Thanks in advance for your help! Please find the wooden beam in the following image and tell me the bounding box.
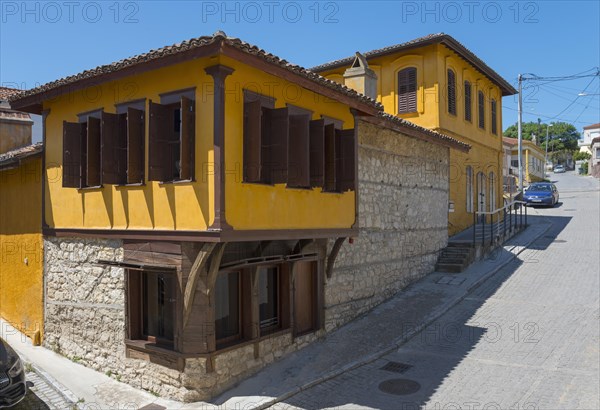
[183,243,216,326]
[326,237,346,279]
[206,243,227,296]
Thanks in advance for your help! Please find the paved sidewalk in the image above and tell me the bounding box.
[0,216,551,410]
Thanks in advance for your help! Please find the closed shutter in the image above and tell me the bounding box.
[63,121,83,188]
[324,124,336,192]
[336,129,356,192]
[180,96,195,180]
[491,99,497,135]
[309,119,325,188]
[478,91,485,129]
[263,107,289,184]
[243,100,262,182]
[101,112,124,184]
[447,69,456,115]
[464,81,472,122]
[288,114,310,188]
[398,67,417,114]
[127,107,145,184]
[148,100,170,181]
[87,116,101,187]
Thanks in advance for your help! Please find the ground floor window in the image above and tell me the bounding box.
[215,271,241,344]
[258,266,280,331]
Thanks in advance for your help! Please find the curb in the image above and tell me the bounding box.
[28,362,79,409]
[251,221,553,410]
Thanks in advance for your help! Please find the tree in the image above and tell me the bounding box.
[503,121,581,151]
[573,151,592,161]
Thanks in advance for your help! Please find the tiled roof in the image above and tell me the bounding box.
[583,123,600,130]
[0,107,31,120]
[9,32,382,111]
[0,87,22,100]
[310,33,517,96]
[503,137,518,146]
[0,142,43,168]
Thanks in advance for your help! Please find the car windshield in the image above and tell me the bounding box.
[530,185,552,192]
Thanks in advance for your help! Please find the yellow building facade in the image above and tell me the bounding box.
[313,34,517,235]
[504,137,547,184]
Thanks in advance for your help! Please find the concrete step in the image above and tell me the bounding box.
[435,262,466,273]
[437,258,466,265]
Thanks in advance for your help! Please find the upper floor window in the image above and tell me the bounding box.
[464,81,472,122]
[62,106,145,188]
[148,92,195,183]
[478,91,485,129]
[243,91,355,192]
[491,99,498,135]
[447,69,457,116]
[397,67,417,114]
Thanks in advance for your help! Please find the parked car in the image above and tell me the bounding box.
[0,338,28,408]
[523,183,559,207]
[553,165,566,173]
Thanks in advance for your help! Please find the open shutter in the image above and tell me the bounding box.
[309,119,325,188]
[336,129,356,192]
[324,124,336,192]
[127,107,145,184]
[180,96,195,181]
[101,112,123,184]
[263,107,288,184]
[243,100,262,182]
[86,116,101,187]
[288,114,310,188]
[148,100,170,181]
[63,121,83,188]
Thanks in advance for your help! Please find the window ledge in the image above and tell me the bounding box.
[115,182,146,188]
[77,185,103,192]
[158,179,195,186]
[125,339,185,371]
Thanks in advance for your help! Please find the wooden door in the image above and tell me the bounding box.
[294,261,315,335]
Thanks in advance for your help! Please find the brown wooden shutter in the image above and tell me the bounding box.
[288,114,310,188]
[324,123,336,192]
[63,121,83,188]
[491,99,497,135]
[464,81,472,122]
[86,116,101,187]
[447,69,456,115]
[398,68,417,114]
[101,112,122,184]
[180,96,195,181]
[148,100,170,181]
[243,100,262,182]
[478,91,485,129]
[263,107,289,184]
[309,119,325,188]
[336,129,356,192]
[127,107,145,184]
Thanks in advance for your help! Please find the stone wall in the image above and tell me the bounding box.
[324,120,449,330]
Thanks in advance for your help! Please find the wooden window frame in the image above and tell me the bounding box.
[447,69,457,116]
[464,81,472,122]
[148,91,195,183]
[214,270,244,348]
[397,67,417,114]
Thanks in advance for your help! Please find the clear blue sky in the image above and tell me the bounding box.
[1,0,599,140]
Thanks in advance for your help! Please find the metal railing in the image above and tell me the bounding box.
[473,200,527,247]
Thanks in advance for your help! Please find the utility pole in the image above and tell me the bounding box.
[517,74,524,192]
[545,124,550,179]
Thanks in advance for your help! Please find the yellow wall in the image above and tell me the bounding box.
[43,55,356,232]
[0,156,43,343]
[321,43,505,235]
[510,141,546,184]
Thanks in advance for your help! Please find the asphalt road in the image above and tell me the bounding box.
[279,172,600,410]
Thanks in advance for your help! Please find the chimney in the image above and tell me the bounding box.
[343,52,378,100]
[0,105,33,155]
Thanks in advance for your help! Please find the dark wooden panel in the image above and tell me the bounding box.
[309,119,325,188]
[62,121,83,188]
[264,107,288,184]
[243,100,262,183]
[288,114,310,188]
[180,96,195,181]
[148,100,170,181]
[324,123,336,192]
[127,270,142,339]
[101,112,124,184]
[127,107,145,184]
[86,116,101,187]
[294,261,315,335]
[336,129,356,192]
[124,241,182,255]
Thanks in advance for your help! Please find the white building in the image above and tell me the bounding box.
[580,123,600,155]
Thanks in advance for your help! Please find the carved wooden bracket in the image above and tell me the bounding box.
[183,243,215,327]
[326,237,346,279]
[206,243,227,297]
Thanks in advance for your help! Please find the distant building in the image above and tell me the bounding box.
[591,137,600,178]
[503,137,546,185]
[579,123,600,155]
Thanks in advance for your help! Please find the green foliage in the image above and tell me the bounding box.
[581,162,589,174]
[504,121,581,151]
[573,151,592,161]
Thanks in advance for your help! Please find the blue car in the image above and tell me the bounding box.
[0,338,28,408]
[523,183,559,207]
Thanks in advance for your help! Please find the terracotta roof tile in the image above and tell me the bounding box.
[0,142,43,167]
[0,87,22,100]
[583,123,600,130]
